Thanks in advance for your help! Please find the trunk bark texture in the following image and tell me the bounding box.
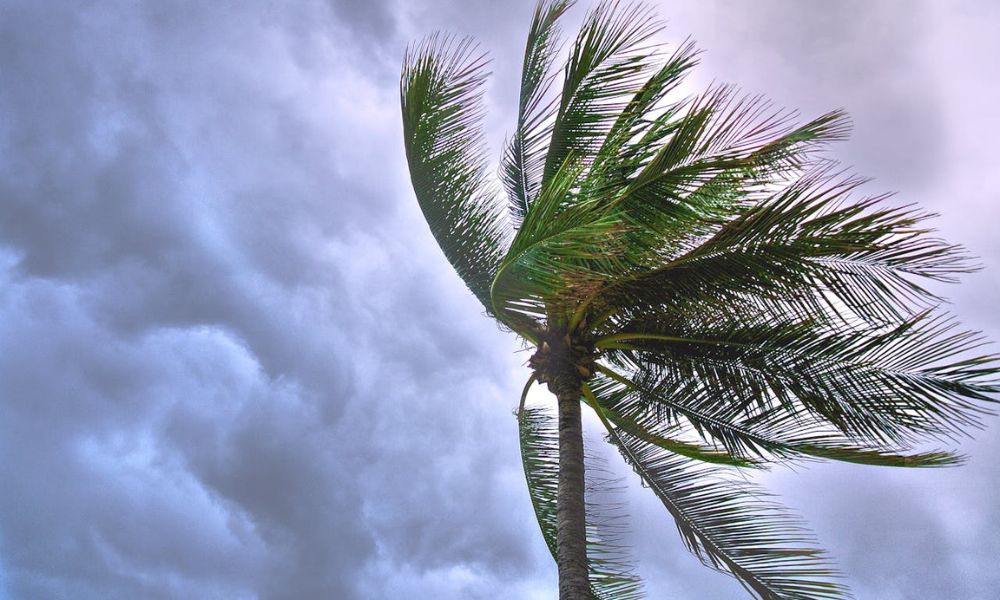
[556,388,589,599]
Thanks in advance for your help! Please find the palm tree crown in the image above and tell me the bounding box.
[400,1,998,598]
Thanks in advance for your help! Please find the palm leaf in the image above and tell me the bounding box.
[589,164,976,331]
[584,39,700,196]
[601,417,851,600]
[587,381,850,599]
[401,35,510,314]
[503,0,575,226]
[518,378,645,599]
[544,1,663,182]
[581,383,759,467]
[591,365,966,469]
[596,310,999,448]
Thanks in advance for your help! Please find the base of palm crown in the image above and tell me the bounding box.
[529,326,598,395]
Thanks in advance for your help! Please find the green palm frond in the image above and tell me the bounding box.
[590,366,966,469]
[544,1,664,182]
[621,90,848,204]
[503,0,575,226]
[585,91,850,271]
[599,411,851,600]
[581,383,759,467]
[401,35,509,314]
[588,39,700,184]
[596,310,998,448]
[518,379,645,599]
[492,154,602,332]
[589,164,976,331]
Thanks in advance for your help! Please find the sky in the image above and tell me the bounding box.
[1,1,998,598]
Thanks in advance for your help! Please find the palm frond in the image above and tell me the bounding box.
[591,366,967,468]
[606,91,850,253]
[544,1,664,182]
[594,307,1000,449]
[625,93,848,197]
[492,154,635,332]
[589,387,851,600]
[585,39,700,194]
[518,379,645,599]
[401,35,510,314]
[503,0,575,226]
[582,383,760,467]
[590,164,977,330]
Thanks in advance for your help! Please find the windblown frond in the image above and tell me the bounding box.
[503,0,575,225]
[518,379,645,599]
[595,309,999,449]
[582,383,760,467]
[493,154,633,332]
[590,366,968,469]
[598,408,851,600]
[544,1,664,181]
[585,39,700,194]
[401,35,509,314]
[587,163,977,333]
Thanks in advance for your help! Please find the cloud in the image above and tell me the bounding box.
[0,1,533,597]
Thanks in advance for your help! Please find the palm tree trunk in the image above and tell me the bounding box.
[556,387,589,599]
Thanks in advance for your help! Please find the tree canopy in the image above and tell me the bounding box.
[400,1,999,597]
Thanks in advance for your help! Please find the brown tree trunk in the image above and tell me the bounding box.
[556,387,589,599]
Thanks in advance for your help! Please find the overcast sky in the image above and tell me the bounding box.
[1,1,999,598]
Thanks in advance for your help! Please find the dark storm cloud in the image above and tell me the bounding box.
[1,1,998,599]
[0,0,541,598]
[327,0,398,51]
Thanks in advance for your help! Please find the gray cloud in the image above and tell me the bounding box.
[660,1,945,189]
[1,1,998,598]
[0,1,530,598]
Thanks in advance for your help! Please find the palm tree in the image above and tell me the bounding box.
[400,1,999,598]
